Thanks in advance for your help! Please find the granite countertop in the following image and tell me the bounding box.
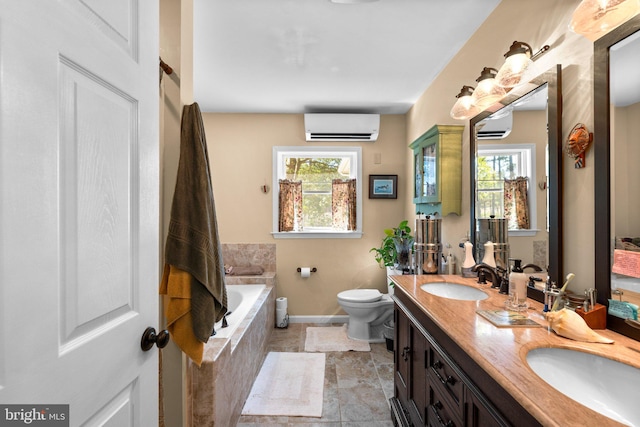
[390,274,640,427]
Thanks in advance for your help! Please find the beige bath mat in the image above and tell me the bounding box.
[304,324,371,352]
[241,352,325,417]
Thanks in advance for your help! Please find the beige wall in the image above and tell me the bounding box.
[203,113,407,315]
[407,0,598,292]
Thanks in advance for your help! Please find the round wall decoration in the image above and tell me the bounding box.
[565,123,593,169]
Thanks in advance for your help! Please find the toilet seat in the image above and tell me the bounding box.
[337,289,382,303]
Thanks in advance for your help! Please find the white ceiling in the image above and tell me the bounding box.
[192,0,502,114]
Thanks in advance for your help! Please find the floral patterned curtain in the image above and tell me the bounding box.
[332,178,357,231]
[278,179,302,231]
[504,177,530,229]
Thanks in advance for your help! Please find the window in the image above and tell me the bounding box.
[272,146,362,238]
[476,144,537,234]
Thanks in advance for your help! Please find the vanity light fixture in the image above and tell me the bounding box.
[450,42,550,121]
[495,41,550,89]
[570,0,640,37]
[471,67,507,110]
[450,85,481,120]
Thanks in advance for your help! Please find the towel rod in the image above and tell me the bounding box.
[159,57,173,75]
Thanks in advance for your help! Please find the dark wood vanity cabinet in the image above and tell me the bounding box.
[394,303,428,425]
[393,289,540,427]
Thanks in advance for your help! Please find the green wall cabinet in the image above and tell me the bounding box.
[410,124,464,216]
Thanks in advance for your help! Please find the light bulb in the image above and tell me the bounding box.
[496,41,537,89]
[472,68,506,110]
[570,0,640,36]
[450,86,480,120]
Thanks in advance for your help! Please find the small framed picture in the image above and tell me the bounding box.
[369,174,397,199]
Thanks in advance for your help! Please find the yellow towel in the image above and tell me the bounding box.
[159,263,204,366]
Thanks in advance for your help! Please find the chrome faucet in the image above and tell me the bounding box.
[472,263,502,289]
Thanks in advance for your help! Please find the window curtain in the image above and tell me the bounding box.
[332,178,357,231]
[504,177,530,229]
[278,179,302,231]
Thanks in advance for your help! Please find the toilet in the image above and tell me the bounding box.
[337,289,394,342]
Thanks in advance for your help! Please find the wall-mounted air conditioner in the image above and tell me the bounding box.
[304,113,380,142]
[476,112,512,140]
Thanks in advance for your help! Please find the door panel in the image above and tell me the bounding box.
[0,1,159,425]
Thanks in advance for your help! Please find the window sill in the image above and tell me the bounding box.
[272,231,363,239]
[508,229,541,237]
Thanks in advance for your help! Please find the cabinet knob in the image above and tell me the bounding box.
[401,346,411,362]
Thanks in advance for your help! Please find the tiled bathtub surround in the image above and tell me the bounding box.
[222,243,276,274]
[186,243,277,427]
[187,283,275,426]
[533,240,547,268]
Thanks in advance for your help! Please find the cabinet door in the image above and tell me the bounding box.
[414,150,423,201]
[395,307,411,405]
[410,124,464,216]
[465,389,508,427]
[410,325,428,425]
[412,135,438,204]
[422,140,439,203]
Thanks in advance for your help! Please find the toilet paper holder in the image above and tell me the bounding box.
[296,267,317,273]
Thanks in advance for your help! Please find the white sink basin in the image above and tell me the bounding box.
[526,347,640,426]
[419,282,488,301]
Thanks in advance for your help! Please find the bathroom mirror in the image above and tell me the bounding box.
[470,65,563,302]
[594,13,640,341]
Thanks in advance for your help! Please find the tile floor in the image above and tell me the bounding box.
[236,323,395,427]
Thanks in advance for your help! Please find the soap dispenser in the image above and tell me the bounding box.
[507,259,528,312]
[461,241,476,278]
[482,241,496,268]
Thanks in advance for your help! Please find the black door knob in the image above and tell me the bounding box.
[141,327,170,351]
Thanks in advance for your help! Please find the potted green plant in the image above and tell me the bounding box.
[370,220,414,272]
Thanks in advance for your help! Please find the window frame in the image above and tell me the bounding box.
[272,146,363,239]
[476,143,538,236]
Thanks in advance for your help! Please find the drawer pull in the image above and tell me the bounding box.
[432,364,457,387]
[429,401,454,427]
[433,360,443,369]
[401,346,411,362]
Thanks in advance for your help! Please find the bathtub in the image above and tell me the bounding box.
[188,282,275,427]
[211,284,266,339]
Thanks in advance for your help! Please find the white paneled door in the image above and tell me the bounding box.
[0,1,160,425]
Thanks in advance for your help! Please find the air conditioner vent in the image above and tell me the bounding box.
[308,133,374,140]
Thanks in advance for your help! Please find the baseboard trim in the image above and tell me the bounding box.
[288,315,349,324]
